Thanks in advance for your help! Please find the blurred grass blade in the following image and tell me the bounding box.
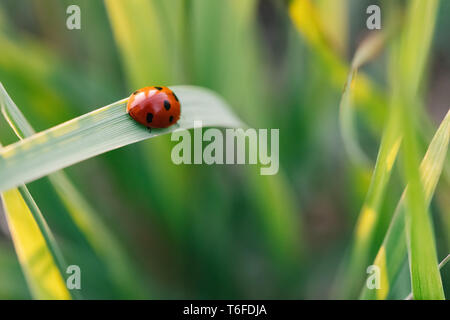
[360,109,450,299]
[0,83,149,298]
[289,0,386,131]
[339,32,385,167]
[0,86,243,192]
[190,0,304,268]
[316,0,348,56]
[104,0,172,86]
[398,0,443,300]
[0,182,70,299]
[335,33,398,299]
[337,99,402,298]
[399,0,440,96]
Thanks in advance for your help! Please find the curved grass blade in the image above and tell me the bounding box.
[336,100,402,298]
[0,83,149,298]
[288,0,386,131]
[339,0,442,299]
[0,86,243,192]
[360,109,449,299]
[0,173,70,299]
[339,32,385,167]
[335,33,399,299]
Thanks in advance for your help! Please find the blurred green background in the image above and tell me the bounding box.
[0,0,449,299]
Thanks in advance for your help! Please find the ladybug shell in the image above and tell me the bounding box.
[127,86,180,128]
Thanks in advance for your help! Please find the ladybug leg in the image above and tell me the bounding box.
[147,127,152,133]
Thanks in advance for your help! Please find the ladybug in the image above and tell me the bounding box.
[127,86,180,128]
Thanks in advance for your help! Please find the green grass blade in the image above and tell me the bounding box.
[405,254,450,299]
[0,82,149,298]
[0,85,243,192]
[402,108,444,299]
[360,109,450,299]
[397,0,444,300]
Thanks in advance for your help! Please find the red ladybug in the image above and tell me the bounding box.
[127,86,181,128]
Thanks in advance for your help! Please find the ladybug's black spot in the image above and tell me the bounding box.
[169,116,174,123]
[146,113,153,123]
[164,100,171,110]
[154,86,163,91]
[172,92,179,102]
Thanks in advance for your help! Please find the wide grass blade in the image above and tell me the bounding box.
[397,0,444,300]
[360,109,449,299]
[405,254,450,299]
[0,86,243,192]
[402,108,445,299]
[0,183,70,299]
[0,82,149,298]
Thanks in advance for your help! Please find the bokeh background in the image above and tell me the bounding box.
[0,0,449,299]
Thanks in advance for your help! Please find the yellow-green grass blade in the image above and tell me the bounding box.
[0,85,243,192]
[360,109,449,299]
[0,83,148,298]
[336,99,402,298]
[0,175,70,299]
[316,0,348,56]
[398,0,440,98]
[401,103,445,299]
[104,0,172,86]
